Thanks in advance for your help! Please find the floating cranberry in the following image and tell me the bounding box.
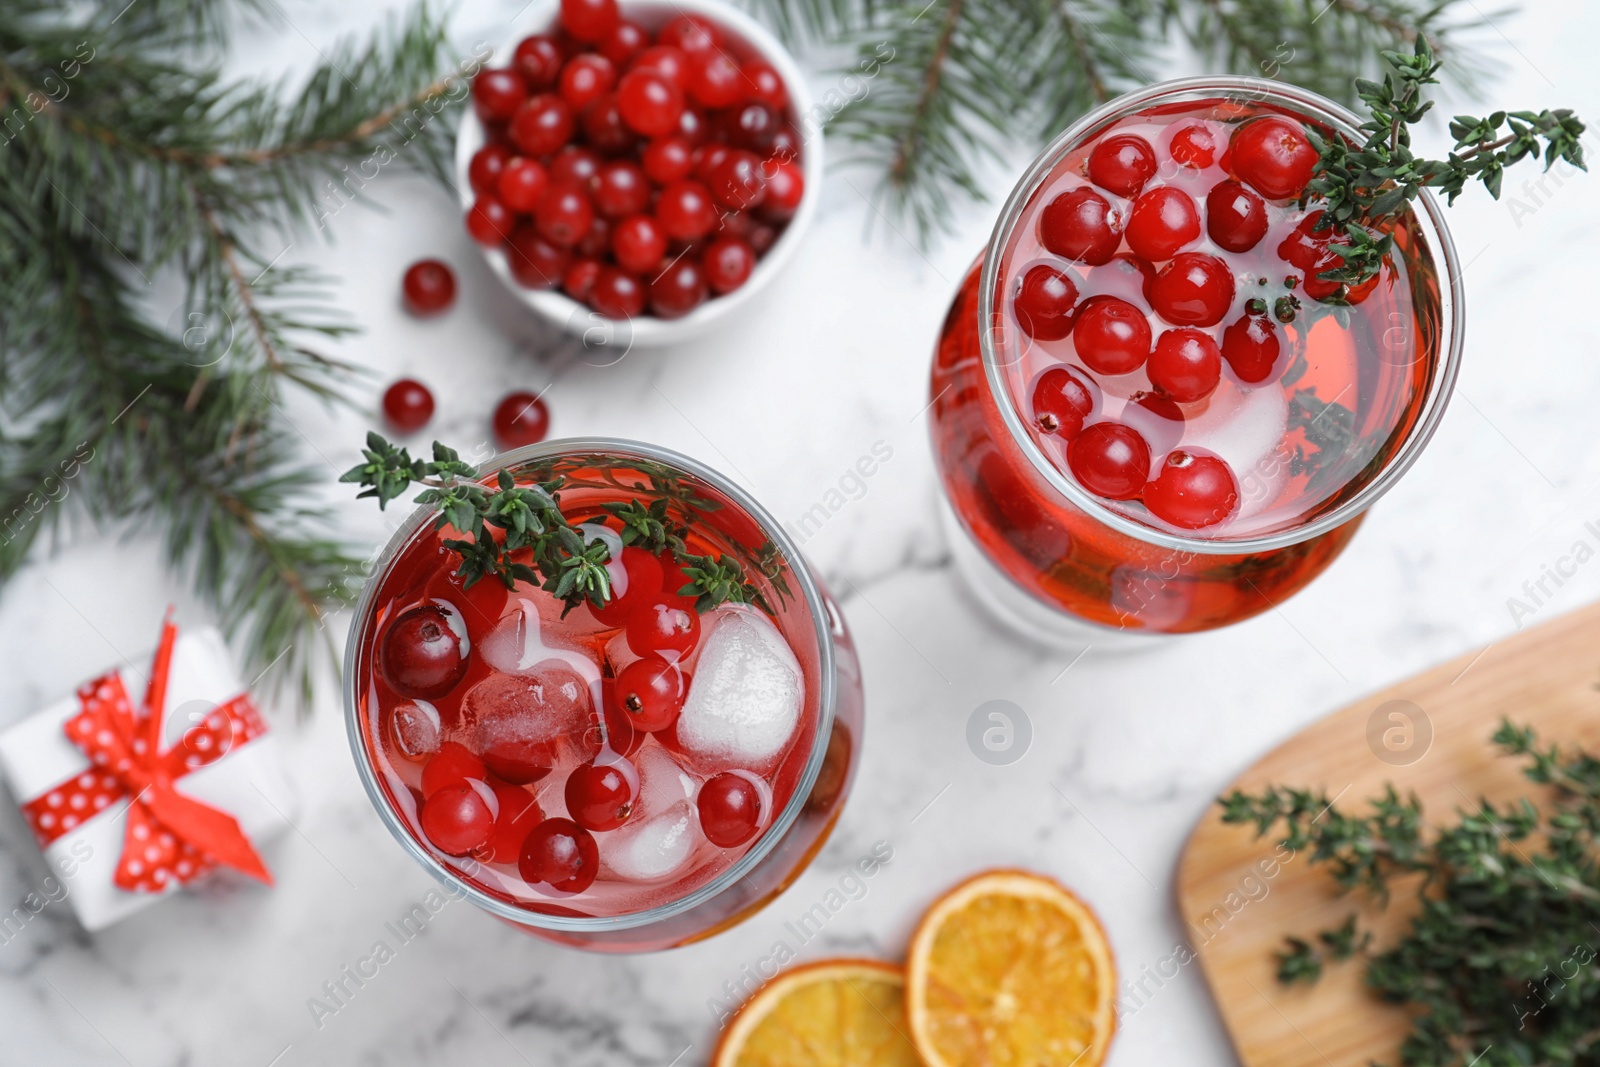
[1168,123,1218,168]
[614,656,687,732]
[1039,187,1120,265]
[1125,186,1200,261]
[484,781,543,864]
[1030,365,1092,438]
[707,149,767,210]
[513,35,565,90]
[466,196,513,246]
[1230,116,1316,200]
[659,14,718,55]
[643,136,694,183]
[1073,297,1152,375]
[492,391,550,450]
[698,772,764,848]
[760,158,804,220]
[703,235,756,294]
[1144,451,1239,529]
[743,60,787,109]
[473,68,527,123]
[560,0,620,42]
[649,257,708,318]
[1205,179,1268,253]
[560,53,616,110]
[420,742,487,798]
[401,259,456,316]
[601,20,648,66]
[382,379,435,434]
[497,156,549,213]
[1150,252,1234,327]
[1014,264,1079,342]
[598,682,644,756]
[656,179,718,241]
[564,257,603,301]
[565,760,636,831]
[519,817,599,892]
[420,781,495,855]
[617,69,684,137]
[1087,133,1157,197]
[1304,267,1381,306]
[510,93,575,156]
[1148,328,1221,403]
[505,224,569,289]
[592,546,665,625]
[625,599,700,659]
[1068,422,1150,500]
[1221,310,1281,383]
[468,143,512,196]
[611,213,667,273]
[590,266,646,318]
[382,604,469,699]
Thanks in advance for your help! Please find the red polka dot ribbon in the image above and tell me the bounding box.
[20,614,274,893]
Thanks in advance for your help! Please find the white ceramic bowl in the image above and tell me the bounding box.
[454,0,822,348]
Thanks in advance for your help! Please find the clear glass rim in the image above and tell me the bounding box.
[978,75,1467,556]
[342,437,839,933]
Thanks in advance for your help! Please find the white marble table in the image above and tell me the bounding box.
[2,1,1598,1063]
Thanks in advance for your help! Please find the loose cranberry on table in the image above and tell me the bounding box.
[698,772,763,848]
[382,378,435,434]
[381,603,469,699]
[491,390,550,450]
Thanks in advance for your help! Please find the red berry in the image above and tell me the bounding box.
[612,213,667,273]
[1087,133,1157,197]
[469,143,512,196]
[421,742,487,798]
[649,257,708,318]
[1148,328,1222,403]
[509,93,575,156]
[535,181,594,247]
[590,266,646,318]
[1014,264,1079,342]
[382,604,469,699]
[560,0,619,42]
[724,103,778,151]
[697,772,764,848]
[559,53,615,110]
[625,599,700,659]
[617,69,683,137]
[401,259,456,316]
[656,179,717,241]
[484,781,543,864]
[466,196,513,245]
[420,781,495,855]
[472,68,527,123]
[383,378,436,434]
[497,157,549,213]
[589,160,647,217]
[513,35,565,90]
[1067,422,1151,500]
[643,136,694,183]
[601,20,649,66]
[565,759,636,831]
[592,546,665,626]
[598,681,644,757]
[707,150,767,210]
[1205,179,1268,253]
[675,102,707,143]
[518,817,599,892]
[760,158,804,220]
[563,257,603,301]
[614,656,688,732]
[1030,365,1093,438]
[1073,297,1152,375]
[743,61,787,109]
[1039,187,1120,265]
[688,50,743,109]
[505,223,569,289]
[1220,310,1281,383]
[581,92,635,154]
[1144,451,1239,529]
[1229,116,1316,200]
[492,391,550,449]
[631,45,690,91]
[576,214,611,258]
[1150,252,1235,327]
[1125,186,1200,262]
[550,145,602,186]
[1168,123,1218,169]
[693,142,731,183]
[1303,268,1380,306]
[659,14,718,54]
[746,222,777,255]
[703,235,756,294]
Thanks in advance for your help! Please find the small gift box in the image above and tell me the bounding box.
[0,615,293,930]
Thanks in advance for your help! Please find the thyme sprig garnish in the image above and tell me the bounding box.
[1308,40,1587,286]
[1220,720,1600,1067]
[341,433,790,616]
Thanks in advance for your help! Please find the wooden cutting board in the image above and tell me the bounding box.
[1176,600,1600,1067]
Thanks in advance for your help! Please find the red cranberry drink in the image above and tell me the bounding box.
[931,79,1462,640]
[345,441,861,951]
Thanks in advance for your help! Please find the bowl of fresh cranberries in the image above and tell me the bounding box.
[457,0,819,345]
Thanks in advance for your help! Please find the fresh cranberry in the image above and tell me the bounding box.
[1125,186,1200,261]
[383,379,435,434]
[724,103,778,151]
[505,224,569,289]
[565,760,636,831]
[1073,297,1152,375]
[1030,365,1093,438]
[674,102,707,142]
[576,214,611,258]
[581,92,635,154]
[1039,187,1120,265]
[707,150,767,210]
[564,257,603,301]
[614,656,687,731]
[419,781,495,855]
[592,546,665,625]
[560,0,619,42]
[484,781,543,864]
[688,50,743,109]
[492,391,550,449]
[693,142,731,182]
[697,772,763,848]
[496,157,549,213]
[590,266,646,318]
[1014,264,1079,341]
[703,235,756,294]
[649,257,708,318]
[401,259,456,316]
[1068,421,1150,500]
[509,93,575,156]
[612,213,667,273]
[598,682,644,757]
[1221,310,1281,383]
[473,68,527,123]
[1168,123,1218,168]
[1230,116,1316,199]
[743,60,787,109]
[421,742,487,798]
[535,181,594,247]
[1148,328,1221,403]
[513,35,565,90]
[746,222,777,255]
[656,180,717,241]
[382,604,468,699]
[1087,134,1157,197]
[1150,252,1234,327]
[593,160,651,217]
[1205,179,1268,253]
[643,136,694,183]
[767,125,800,163]
[466,196,514,245]
[760,158,804,220]
[550,145,602,186]
[1144,451,1239,529]
[469,143,512,196]
[519,817,599,891]
[659,14,718,54]
[617,69,683,137]
[631,45,690,91]
[625,599,700,659]
[601,20,648,66]
[1304,268,1380,306]
[558,53,615,110]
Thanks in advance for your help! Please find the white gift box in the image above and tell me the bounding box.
[0,627,294,930]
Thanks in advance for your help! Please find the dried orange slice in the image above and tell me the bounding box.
[713,959,923,1067]
[906,870,1117,1067]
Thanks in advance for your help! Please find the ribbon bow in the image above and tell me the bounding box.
[22,614,273,893]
